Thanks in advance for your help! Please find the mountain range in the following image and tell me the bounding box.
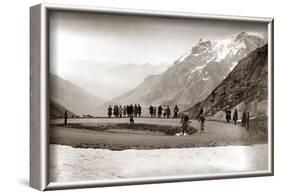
[55,61,170,100]
[185,44,268,120]
[110,32,266,112]
[49,74,105,116]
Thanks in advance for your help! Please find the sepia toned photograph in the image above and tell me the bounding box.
[38,7,273,186]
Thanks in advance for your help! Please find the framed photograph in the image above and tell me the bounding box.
[30,3,274,191]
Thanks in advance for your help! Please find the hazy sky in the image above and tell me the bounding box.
[49,10,268,99]
[49,11,267,71]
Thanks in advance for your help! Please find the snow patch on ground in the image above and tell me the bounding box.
[50,144,268,183]
[203,77,210,81]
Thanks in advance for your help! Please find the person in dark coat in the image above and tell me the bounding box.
[137,104,142,117]
[149,105,154,118]
[226,109,231,122]
[153,106,157,118]
[123,105,127,117]
[126,105,130,116]
[166,105,171,118]
[242,111,247,127]
[108,105,112,118]
[158,105,162,118]
[225,110,228,122]
[199,113,206,132]
[233,109,238,125]
[246,112,250,131]
[129,104,134,116]
[64,110,68,125]
[126,104,131,116]
[113,105,118,117]
[173,105,179,118]
[133,104,138,117]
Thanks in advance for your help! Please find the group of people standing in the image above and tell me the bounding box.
[148,105,179,119]
[225,108,250,130]
[107,104,142,118]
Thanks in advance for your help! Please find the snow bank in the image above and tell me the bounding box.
[50,144,268,183]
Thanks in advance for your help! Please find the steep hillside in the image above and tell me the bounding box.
[110,32,266,111]
[49,74,105,116]
[185,44,268,119]
[50,100,77,119]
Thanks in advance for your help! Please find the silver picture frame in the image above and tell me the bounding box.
[30,3,274,191]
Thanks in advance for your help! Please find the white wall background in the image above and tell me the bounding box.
[0,0,279,193]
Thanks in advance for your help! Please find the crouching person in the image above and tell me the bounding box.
[129,115,134,125]
[180,113,190,135]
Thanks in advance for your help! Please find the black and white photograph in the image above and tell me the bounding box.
[2,0,281,193]
[45,8,272,184]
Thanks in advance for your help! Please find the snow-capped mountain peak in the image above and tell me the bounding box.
[177,32,266,72]
[213,32,266,65]
[110,32,266,112]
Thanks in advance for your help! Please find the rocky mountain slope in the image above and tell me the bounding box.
[110,32,266,111]
[185,44,268,119]
[49,74,105,116]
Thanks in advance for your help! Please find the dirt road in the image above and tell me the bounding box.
[50,118,267,150]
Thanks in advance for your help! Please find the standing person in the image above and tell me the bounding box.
[180,113,190,135]
[233,109,238,125]
[153,106,157,118]
[137,104,142,117]
[163,105,167,117]
[118,105,123,118]
[166,105,171,118]
[133,104,138,117]
[149,105,154,118]
[242,111,247,127]
[108,105,112,118]
[246,112,250,131]
[199,113,206,133]
[226,109,231,123]
[114,105,118,117]
[173,105,179,118]
[64,110,68,125]
[123,105,127,117]
[126,104,130,117]
[225,109,228,122]
[129,104,133,117]
[158,105,163,118]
